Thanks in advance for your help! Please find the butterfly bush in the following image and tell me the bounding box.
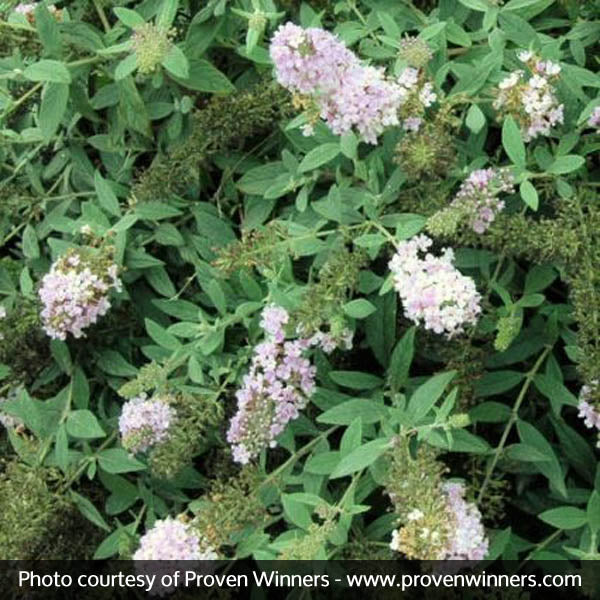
[38,248,122,340]
[227,305,318,464]
[270,22,404,143]
[389,235,481,337]
[119,394,176,454]
[133,517,217,560]
[494,51,563,141]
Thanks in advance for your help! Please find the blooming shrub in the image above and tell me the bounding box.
[1,0,600,581]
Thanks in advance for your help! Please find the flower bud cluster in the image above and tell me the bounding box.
[131,23,175,74]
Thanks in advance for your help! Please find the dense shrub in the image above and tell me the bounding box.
[1,0,600,569]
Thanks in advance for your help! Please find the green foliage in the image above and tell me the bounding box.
[0,0,599,574]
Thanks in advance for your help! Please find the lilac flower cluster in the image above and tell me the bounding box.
[494,52,563,141]
[133,517,217,560]
[588,106,600,128]
[578,382,600,447]
[119,394,176,454]
[441,482,488,561]
[227,305,317,464]
[451,168,514,234]
[39,249,122,340]
[270,23,403,143]
[388,235,481,337]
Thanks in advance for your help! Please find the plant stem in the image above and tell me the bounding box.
[261,426,339,488]
[93,0,111,33]
[477,345,552,504]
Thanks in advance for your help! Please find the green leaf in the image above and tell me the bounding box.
[518,420,566,497]
[519,180,538,211]
[305,451,341,475]
[39,82,69,142]
[114,54,138,80]
[98,448,146,474]
[145,319,181,351]
[387,327,415,393]
[205,279,227,315]
[66,410,106,439]
[340,418,363,456]
[474,370,524,397]
[407,371,456,423]
[97,350,138,377]
[466,104,486,133]
[330,437,391,479]
[342,299,376,319]
[281,494,313,530]
[299,144,341,173]
[340,131,358,159]
[587,491,600,534]
[135,201,182,220]
[469,401,511,423]
[502,115,526,167]
[539,506,587,530]
[24,60,71,84]
[162,45,190,79]
[171,59,235,93]
[547,155,585,175]
[35,3,62,58]
[524,265,557,294]
[157,0,179,28]
[55,423,69,472]
[22,224,39,259]
[534,374,578,415]
[94,171,121,216]
[71,491,111,531]
[329,371,383,390]
[317,398,387,425]
[113,7,145,27]
[458,0,491,10]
